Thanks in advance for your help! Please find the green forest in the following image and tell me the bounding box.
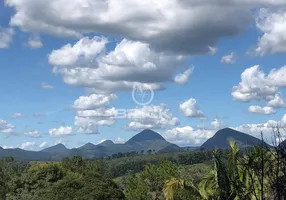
[1,134,286,200]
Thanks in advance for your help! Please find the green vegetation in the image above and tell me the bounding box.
[1,134,286,200]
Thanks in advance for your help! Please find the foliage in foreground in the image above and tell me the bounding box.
[0,156,124,200]
[1,129,286,200]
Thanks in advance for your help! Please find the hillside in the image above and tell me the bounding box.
[0,128,270,160]
[201,128,268,150]
[0,129,181,160]
[125,129,166,144]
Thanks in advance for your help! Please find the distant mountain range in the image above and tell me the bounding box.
[0,128,273,161]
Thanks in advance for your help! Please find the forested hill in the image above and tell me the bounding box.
[0,128,272,161]
[201,128,270,150]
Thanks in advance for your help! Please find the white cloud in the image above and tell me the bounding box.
[164,126,215,146]
[267,93,285,108]
[11,113,25,118]
[232,65,278,102]
[248,105,276,115]
[20,141,49,150]
[74,116,100,134]
[49,126,74,137]
[50,38,185,93]
[40,82,54,89]
[6,0,278,55]
[49,37,107,66]
[76,107,118,118]
[28,35,43,49]
[174,67,194,84]
[0,27,14,48]
[114,137,125,144]
[72,93,118,134]
[0,119,15,134]
[24,130,41,138]
[268,66,286,87]
[232,65,286,105]
[254,9,286,55]
[20,142,37,150]
[125,104,179,130]
[2,145,14,149]
[73,94,116,110]
[179,98,205,118]
[221,52,236,64]
[233,114,286,140]
[211,118,223,129]
[208,46,218,55]
[282,114,286,125]
[39,141,49,149]
[233,120,279,140]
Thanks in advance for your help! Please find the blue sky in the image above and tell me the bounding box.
[0,0,286,150]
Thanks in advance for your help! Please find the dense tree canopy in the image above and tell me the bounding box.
[1,131,286,200]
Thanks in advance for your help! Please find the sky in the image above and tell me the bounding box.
[0,0,286,150]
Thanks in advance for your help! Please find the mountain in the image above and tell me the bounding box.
[41,143,68,154]
[201,128,267,150]
[125,129,181,152]
[0,129,181,161]
[158,144,182,153]
[0,148,51,161]
[78,143,97,151]
[126,129,166,144]
[98,140,115,146]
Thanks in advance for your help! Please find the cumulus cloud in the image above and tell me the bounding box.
[76,107,118,118]
[28,35,43,49]
[50,37,186,93]
[211,118,223,129]
[221,52,236,64]
[6,0,278,54]
[208,46,218,55]
[282,114,286,125]
[39,141,49,148]
[11,113,25,118]
[232,65,278,102]
[248,105,276,115]
[174,67,194,84]
[125,104,179,130]
[40,82,54,89]
[73,94,116,110]
[164,126,215,146]
[24,130,41,138]
[49,126,74,137]
[0,120,15,134]
[267,93,286,108]
[232,65,286,107]
[73,93,118,133]
[49,37,107,66]
[114,137,125,144]
[0,27,14,48]
[268,66,286,87]
[232,114,286,141]
[20,142,37,150]
[179,98,205,118]
[2,145,14,149]
[74,116,101,134]
[254,8,286,55]
[20,141,49,150]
